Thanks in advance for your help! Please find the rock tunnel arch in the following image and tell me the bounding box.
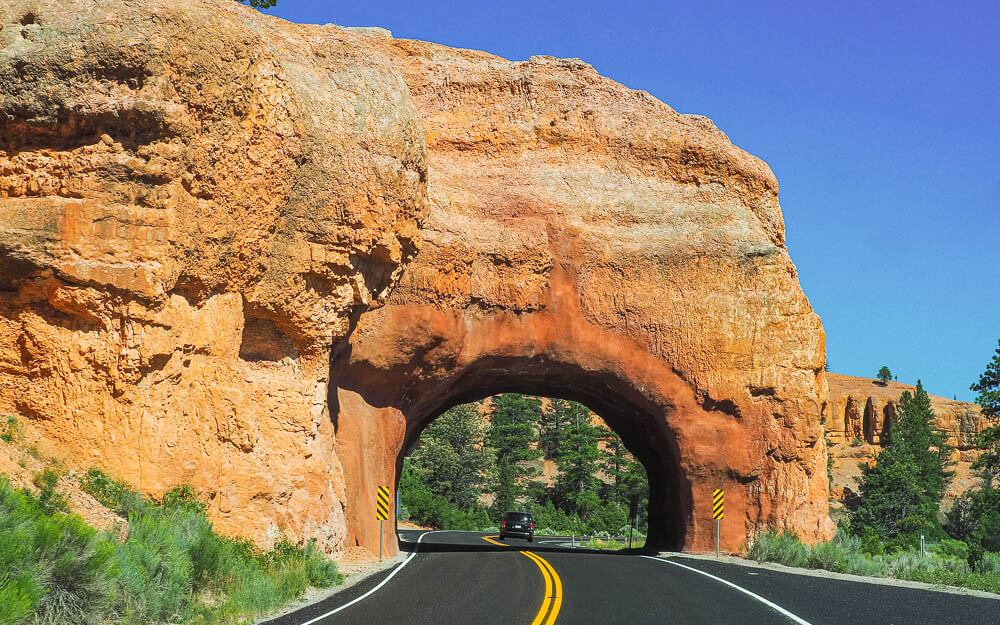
[329,239,833,558]
[0,0,836,557]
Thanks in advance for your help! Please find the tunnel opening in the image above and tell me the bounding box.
[331,327,747,558]
[398,392,654,545]
[349,354,695,553]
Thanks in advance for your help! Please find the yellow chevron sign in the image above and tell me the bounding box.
[376,485,391,521]
[712,489,724,520]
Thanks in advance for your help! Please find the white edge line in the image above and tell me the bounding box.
[640,555,814,625]
[298,530,437,625]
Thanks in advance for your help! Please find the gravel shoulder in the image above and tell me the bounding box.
[659,551,1000,600]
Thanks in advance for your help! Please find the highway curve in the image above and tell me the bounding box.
[262,530,998,625]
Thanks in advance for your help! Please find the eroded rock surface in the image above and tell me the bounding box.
[3,0,834,555]
[336,40,833,552]
[0,0,425,550]
[825,374,991,506]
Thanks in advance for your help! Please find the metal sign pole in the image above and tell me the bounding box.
[379,519,384,562]
[712,488,724,558]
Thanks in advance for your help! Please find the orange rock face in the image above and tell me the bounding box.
[825,374,992,505]
[336,39,834,553]
[0,0,425,551]
[2,0,834,555]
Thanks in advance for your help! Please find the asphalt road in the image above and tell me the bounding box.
[263,530,999,625]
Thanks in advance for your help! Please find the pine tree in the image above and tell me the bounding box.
[600,429,647,505]
[971,339,1000,488]
[878,366,893,385]
[850,381,953,547]
[409,403,494,509]
[488,394,542,464]
[947,339,1000,563]
[487,394,542,516]
[552,402,603,520]
[539,399,573,460]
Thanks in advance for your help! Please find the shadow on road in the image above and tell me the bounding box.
[396,533,651,557]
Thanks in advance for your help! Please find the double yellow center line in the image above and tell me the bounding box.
[482,536,562,625]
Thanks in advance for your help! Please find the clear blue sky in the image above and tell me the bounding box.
[268,0,999,401]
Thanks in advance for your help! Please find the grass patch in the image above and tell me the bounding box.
[748,528,1000,595]
[581,537,645,550]
[1,469,342,625]
[1,416,20,444]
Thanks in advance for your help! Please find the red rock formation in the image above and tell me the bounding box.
[1,0,834,555]
[0,0,425,551]
[844,397,863,442]
[825,374,992,506]
[334,39,834,554]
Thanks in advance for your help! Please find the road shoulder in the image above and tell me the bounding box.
[253,549,409,625]
[656,552,1000,601]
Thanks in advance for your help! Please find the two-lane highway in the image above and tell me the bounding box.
[263,531,998,625]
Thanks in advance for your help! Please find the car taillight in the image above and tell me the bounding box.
[530,523,534,529]
[502,521,506,527]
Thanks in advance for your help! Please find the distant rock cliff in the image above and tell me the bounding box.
[825,374,990,508]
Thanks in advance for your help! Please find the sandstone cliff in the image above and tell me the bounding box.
[2,0,833,556]
[1,0,425,550]
[334,38,832,552]
[825,373,990,506]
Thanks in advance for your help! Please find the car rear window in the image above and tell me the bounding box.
[506,513,531,523]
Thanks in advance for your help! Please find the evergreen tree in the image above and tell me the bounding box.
[600,429,647,504]
[486,394,542,516]
[553,402,603,520]
[878,366,893,385]
[850,380,953,547]
[488,394,542,464]
[539,399,573,460]
[947,339,1000,564]
[970,339,1000,488]
[409,403,494,509]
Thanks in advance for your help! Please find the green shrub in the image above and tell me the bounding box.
[4,471,341,625]
[33,468,70,516]
[81,468,145,517]
[978,551,1000,574]
[1,416,19,444]
[936,538,970,561]
[0,574,36,625]
[747,524,1000,594]
[748,530,809,568]
[0,477,117,625]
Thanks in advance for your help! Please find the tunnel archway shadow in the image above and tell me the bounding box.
[379,356,694,553]
[396,531,656,557]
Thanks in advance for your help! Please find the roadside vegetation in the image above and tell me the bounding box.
[0,466,340,625]
[581,536,646,551]
[400,394,648,538]
[750,340,1000,595]
[749,529,1000,594]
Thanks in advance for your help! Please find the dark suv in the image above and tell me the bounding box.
[499,511,534,542]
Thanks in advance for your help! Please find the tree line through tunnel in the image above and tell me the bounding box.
[399,393,650,541]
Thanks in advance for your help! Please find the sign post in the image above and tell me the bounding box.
[712,489,724,558]
[376,485,391,561]
[628,493,639,550]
